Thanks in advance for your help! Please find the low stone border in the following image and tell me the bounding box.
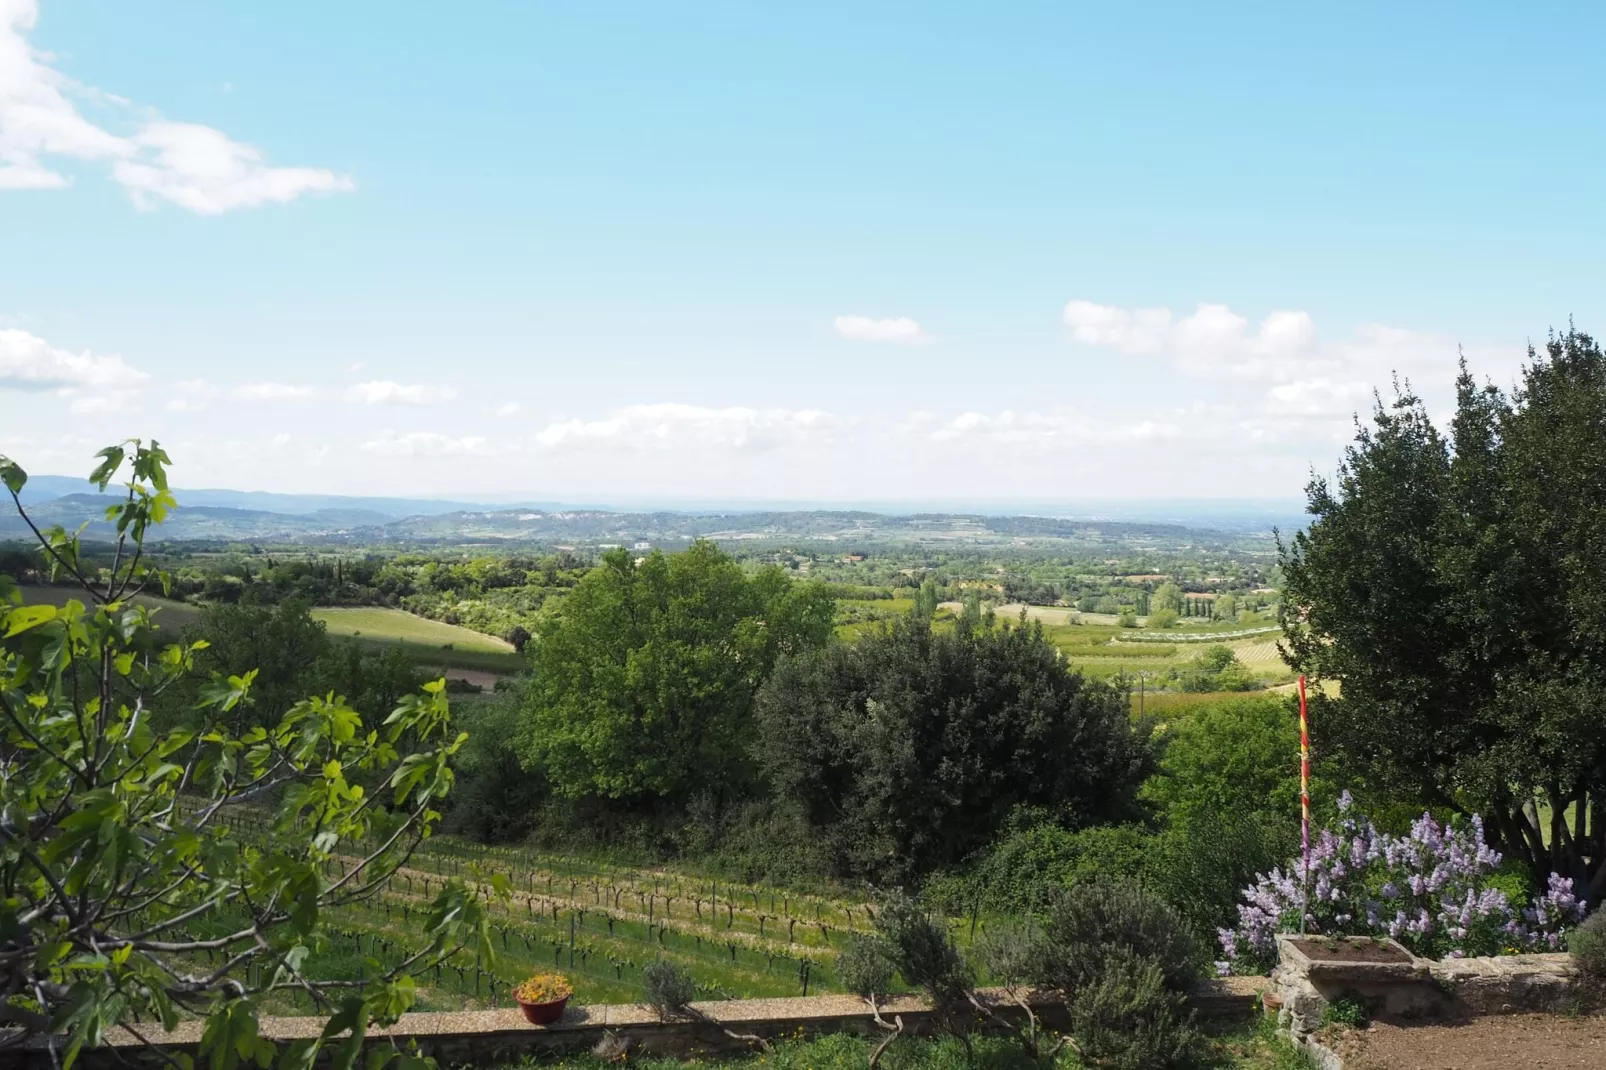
[0,981,1266,1069]
[1269,932,1582,1062]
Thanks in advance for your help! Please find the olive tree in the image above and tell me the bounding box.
[0,442,489,1070]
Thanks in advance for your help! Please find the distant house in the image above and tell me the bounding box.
[842,553,866,563]
[632,541,651,551]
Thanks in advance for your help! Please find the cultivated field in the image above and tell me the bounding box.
[835,595,1292,708]
[1042,621,1292,689]
[310,606,525,674]
[213,811,877,1012]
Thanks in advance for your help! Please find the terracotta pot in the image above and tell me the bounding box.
[1261,992,1285,1017]
[517,995,570,1025]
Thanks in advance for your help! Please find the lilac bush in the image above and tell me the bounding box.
[1218,792,1588,974]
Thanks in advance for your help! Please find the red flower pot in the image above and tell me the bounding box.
[517,995,570,1025]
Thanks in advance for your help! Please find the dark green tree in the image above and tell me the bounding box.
[1282,329,1606,898]
[755,615,1154,881]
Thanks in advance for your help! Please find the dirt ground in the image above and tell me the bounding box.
[1335,1013,1606,1069]
[440,668,503,689]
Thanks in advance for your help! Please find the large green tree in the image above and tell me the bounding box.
[755,615,1154,882]
[1282,329,1606,898]
[518,542,836,804]
[0,442,486,1069]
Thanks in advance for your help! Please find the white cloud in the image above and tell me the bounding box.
[360,431,491,458]
[1064,300,1328,381]
[343,380,455,406]
[535,403,835,452]
[916,407,1181,448]
[0,327,146,389]
[833,315,932,345]
[114,122,355,215]
[1263,378,1374,417]
[0,1,352,212]
[1062,297,1510,444]
[230,381,318,402]
[165,377,219,411]
[493,401,521,419]
[1061,301,1175,356]
[928,409,1085,445]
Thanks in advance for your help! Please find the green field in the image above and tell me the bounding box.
[831,595,1291,707]
[310,606,526,673]
[215,812,874,1011]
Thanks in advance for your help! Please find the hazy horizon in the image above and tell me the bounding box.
[20,469,1304,524]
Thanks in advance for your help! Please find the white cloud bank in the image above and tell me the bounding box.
[1061,298,1513,441]
[0,326,145,389]
[0,302,1524,499]
[535,403,836,452]
[0,0,352,211]
[833,315,932,345]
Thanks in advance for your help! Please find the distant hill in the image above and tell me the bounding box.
[1,474,1298,548]
[11,475,489,519]
[0,494,396,541]
[379,507,1252,550]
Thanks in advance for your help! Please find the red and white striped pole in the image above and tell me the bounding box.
[1299,673,1310,934]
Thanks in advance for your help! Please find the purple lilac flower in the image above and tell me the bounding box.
[1219,805,1584,974]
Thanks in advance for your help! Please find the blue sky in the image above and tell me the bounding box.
[3,1,1604,502]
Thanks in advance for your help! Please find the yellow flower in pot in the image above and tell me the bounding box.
[512,972,574,1025]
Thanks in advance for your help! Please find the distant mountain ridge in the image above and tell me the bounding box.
[12,475,499,519]
[2,474,1301,545]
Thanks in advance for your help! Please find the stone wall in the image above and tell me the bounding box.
[1271,934,1581,1041]
[0,982,1265,1070]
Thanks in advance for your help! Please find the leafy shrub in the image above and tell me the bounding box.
[971,920,1050,989]
[933,816,1150,914]
[1064,947,1205,1070]
[1570,911,1606,983]
[642,961,696,1021]
[837,936,895,1000]
[1024,879,1209,1069]
[1219,793,1589,972]
[873,892,972,1014]
[1321,991,1372,1028]
[1041,878,1204,993]
[678,797,835,886]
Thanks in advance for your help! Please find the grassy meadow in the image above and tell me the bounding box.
[310,606,526,674]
